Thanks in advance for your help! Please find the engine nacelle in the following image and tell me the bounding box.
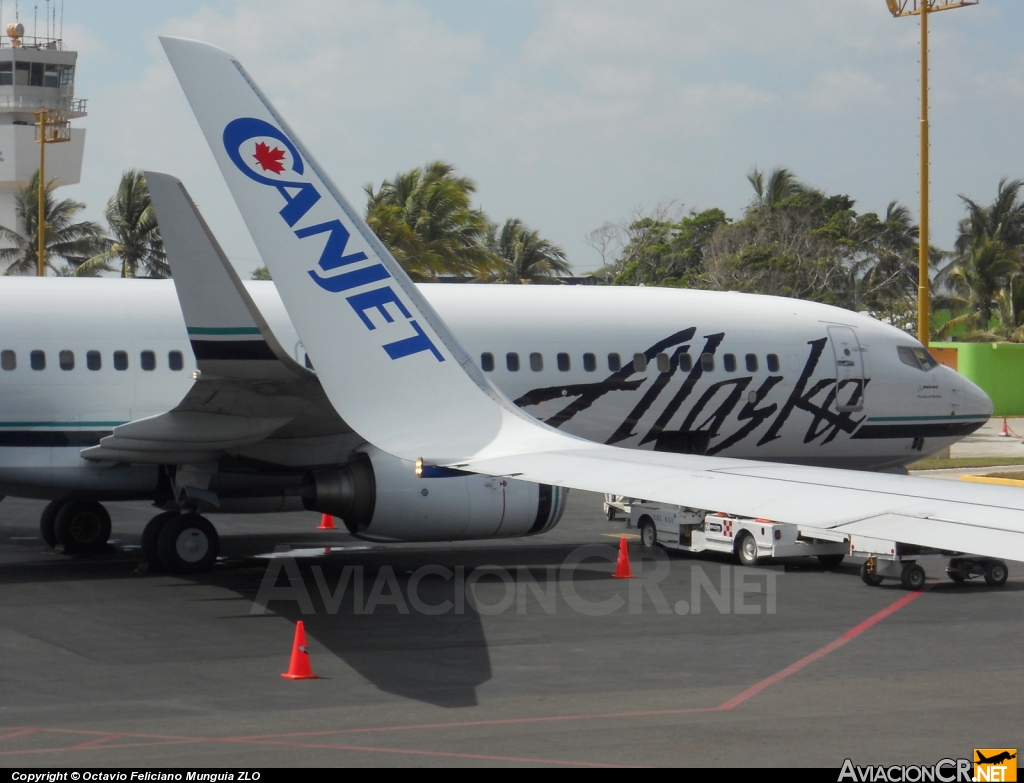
[302,445,566,542]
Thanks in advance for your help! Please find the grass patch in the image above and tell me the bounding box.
[909,456,1024,470]
[982,471,1024,481]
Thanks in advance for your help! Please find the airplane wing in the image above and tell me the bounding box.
[81,172,349,464]
[161,36,1024,561]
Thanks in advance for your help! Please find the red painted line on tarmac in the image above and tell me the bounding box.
[718,587,928,711]
[0,588,928,765]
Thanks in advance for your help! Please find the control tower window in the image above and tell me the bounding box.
[59,65,74,86]
[29,63,43,87]
[0,62,11,86]
[44,65,59,88]
[14,62,28,86]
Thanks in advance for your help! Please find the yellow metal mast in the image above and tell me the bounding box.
[33,106,71,277]
[885,0,978,347]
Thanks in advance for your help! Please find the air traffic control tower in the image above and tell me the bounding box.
[0,22,85,238]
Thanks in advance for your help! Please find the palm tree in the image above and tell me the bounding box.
[0,171,108,275]
[935,237,1020,338]
[78,170,167,278]
[746,167,805,210]
[365,161,496,280]
[955,178,1024,255]
[488,218,570,283]
[854,201,919,325]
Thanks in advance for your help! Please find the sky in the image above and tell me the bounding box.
[28,0,1024,276]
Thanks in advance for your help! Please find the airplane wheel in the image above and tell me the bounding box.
[984,560,1008,587]
[156,514,219,573]
[948,570,967,584]
[817,554,845,568]
[639,518,657,549]
[860,561,883,586]
[54,501,111,553]
[736,531,759,567]
[605,506,616,521]
[39,499,64,549]
[140,511,177,569]
[900,563,926,591]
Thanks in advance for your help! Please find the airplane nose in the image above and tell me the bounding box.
[963,376,994,418]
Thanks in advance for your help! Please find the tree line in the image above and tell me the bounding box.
[4,163,1022,342]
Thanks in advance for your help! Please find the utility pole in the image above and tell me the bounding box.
[885,0,978,347]
[33,106,71,276]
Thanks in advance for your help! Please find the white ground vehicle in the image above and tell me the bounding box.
[629,502,848,567]
[849,534,1009,590]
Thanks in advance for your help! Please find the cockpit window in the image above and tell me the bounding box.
[898,345,937,372]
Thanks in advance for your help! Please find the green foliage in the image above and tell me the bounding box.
[488,218,570,284]
[251,265,272,281]
[0,170,108,276]
[79,170,167,278]
[364,161,497,281]
[608,208,730,287]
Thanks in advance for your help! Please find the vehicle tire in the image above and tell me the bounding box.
[817,554,845,568]
[605,506,616,521]
[39,499,64,549]
[54,501,111,553]
[984,560,1008,587]
[639,518,657,549]
[141,511,177,569]
[736,531,759,567]
[860,561,883,586]
[900,563,926,591]
[947,569,967,584]
[156,514,219,573]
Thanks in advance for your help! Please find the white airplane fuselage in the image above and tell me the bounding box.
[0,278,991,501]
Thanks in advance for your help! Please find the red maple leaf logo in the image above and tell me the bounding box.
[253,141,286,174]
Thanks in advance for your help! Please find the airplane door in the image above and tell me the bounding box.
[827,326,865,412]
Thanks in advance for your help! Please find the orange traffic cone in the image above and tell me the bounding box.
[613,536,635,579]
[317,513,336,530]
[1000,418,1011,437]
[281,620,319,680]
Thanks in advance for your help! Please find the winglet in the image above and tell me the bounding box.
[160,36,566,462]
[146,170,312,380]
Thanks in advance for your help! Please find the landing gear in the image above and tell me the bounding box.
[39,499,63,548]
[155,514,220,573]
[54,501,111,553]
[140,511,178,568]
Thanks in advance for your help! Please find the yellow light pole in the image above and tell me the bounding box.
[885,0,978,347]
[32,106,71,277]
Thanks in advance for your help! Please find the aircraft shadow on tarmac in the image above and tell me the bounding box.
[1,523,622,709]
[3,514,1021,708]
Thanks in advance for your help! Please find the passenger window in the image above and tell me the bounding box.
[723,354,736,373]
[608,353,621,372]
[701,353,714,372]
[767,354,780,372]
[656,353,670,373]
[30,350,45,370]
[87,351,101,371]
[633,353,647,372]
[59,350,74,371]
[745,353,758,372]
[583,353,596,372]
[506,352,520,372]
[530,352,543,372]
[678,353,692,372]
[141,351,156,371]
[0,350,14,370]
[480,352,494,372]
[169,351,184,371]
[557,353,570,372]
[114,351,128,371]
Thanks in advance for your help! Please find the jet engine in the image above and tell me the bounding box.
[302,445,566,542]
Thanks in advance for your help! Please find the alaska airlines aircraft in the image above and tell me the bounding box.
[150,35,1024,569]
[0,37,1000,572]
